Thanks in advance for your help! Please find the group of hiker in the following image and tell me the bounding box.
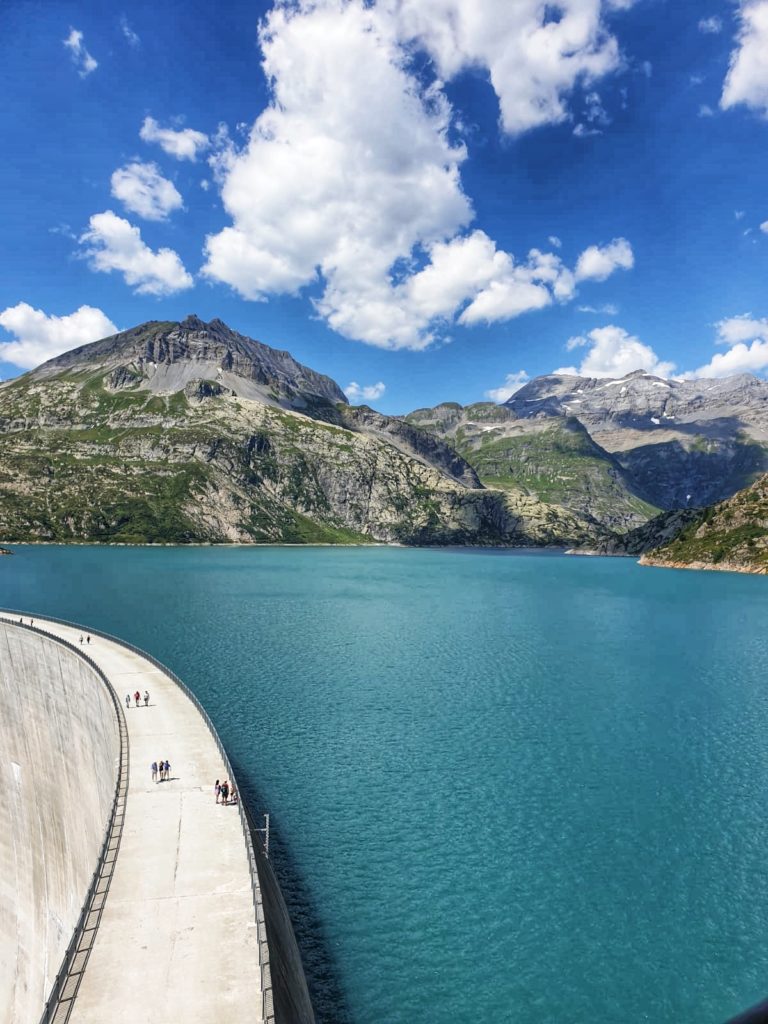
[214,779,238,805]
[151,760,172,783]
[125,690,149,707]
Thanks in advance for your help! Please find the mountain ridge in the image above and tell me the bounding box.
[1,316,767,553]
[29,314,348,410]
[0,316,604,548]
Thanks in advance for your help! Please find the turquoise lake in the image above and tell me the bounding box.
[3,546,768,1022]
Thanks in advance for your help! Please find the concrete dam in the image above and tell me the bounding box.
[0,615,313,1024]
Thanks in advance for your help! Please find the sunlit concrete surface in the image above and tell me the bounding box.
[0,622,119,1024]
[7,618,263,1024]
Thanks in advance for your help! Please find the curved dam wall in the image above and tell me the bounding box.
[0,623,120,1024]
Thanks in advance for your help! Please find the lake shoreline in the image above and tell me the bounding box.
[3,539,766,576]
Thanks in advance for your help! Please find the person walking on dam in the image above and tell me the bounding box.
[125,693,130,709]
[143,690,149,706]
[134,689,141,707]
[151,761,158,783]
[215,779,221,803]
[164,760,171,781]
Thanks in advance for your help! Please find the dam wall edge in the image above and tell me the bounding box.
[0,609,315,1024]
[0,619,126,1024]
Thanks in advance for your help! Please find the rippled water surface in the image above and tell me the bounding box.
[3,546,768,1022]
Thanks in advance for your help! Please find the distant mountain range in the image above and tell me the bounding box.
[0,316,592,546]
[0,314,767,567]
[408,369,768,522]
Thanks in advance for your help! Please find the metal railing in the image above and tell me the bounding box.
[1,610,276,1024]
[0,616,129,1024]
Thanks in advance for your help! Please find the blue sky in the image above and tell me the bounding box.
[2,0,768,413]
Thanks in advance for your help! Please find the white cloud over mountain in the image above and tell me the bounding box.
[345,381,386,402]
[80,211,193,295]
[110,162,183,221]
[0,303,117,369]
[140,117,209,161]
[63,28,98,77]
[551,315,768,383]
[721,1,768,115]
[556,324,676,377]
[485,371,530,402]
[203,0,634,349]
[685,315,768,377]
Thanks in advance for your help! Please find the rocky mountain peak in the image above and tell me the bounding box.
[30,316,347,409]
[179,313,207,330]
[505,368,768,433]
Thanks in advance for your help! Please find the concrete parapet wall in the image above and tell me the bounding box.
[0,623,120,1024]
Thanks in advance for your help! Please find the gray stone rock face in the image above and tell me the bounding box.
[506,370,768,435]
[183,379,234,402]
[32,315,348,409]
[337,404,482,488]
[0,318,607,547]
[404,400,658,532]
[502,370,768,510]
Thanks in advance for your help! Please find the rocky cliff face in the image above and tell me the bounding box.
[31,315,347,409]
[592,473,768,573]
[504,370,768,511]
[637,474,768,573]
[405,400,659,533]
[5,319,766,550]
[0,317,604,547]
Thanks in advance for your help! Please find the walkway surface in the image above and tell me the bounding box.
[34,618,263,1024]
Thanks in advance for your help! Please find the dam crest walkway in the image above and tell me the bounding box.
[16,616,265,1024]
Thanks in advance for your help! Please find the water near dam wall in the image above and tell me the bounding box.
[0,622,120,1024]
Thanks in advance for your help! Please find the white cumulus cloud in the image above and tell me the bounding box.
[345,381,386,402]
[388,0,626,135]
[485,371,530,403]
[574,237,634,282]
[120,15,140,47]
[577,302,618,314]
[203,1,631,350]
[63,27,98,77]
[721,1,768,115]
[556,324,675,377]
[699,16,723,34]
[79,211,193,296]
[684,315,768,377]
[140,116,209,161]
[110,162,183,221]
[0,303,117,370]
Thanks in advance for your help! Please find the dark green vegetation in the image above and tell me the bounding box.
[406,403,659,533]
[641,474,768,572]
[454,418,659,527]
